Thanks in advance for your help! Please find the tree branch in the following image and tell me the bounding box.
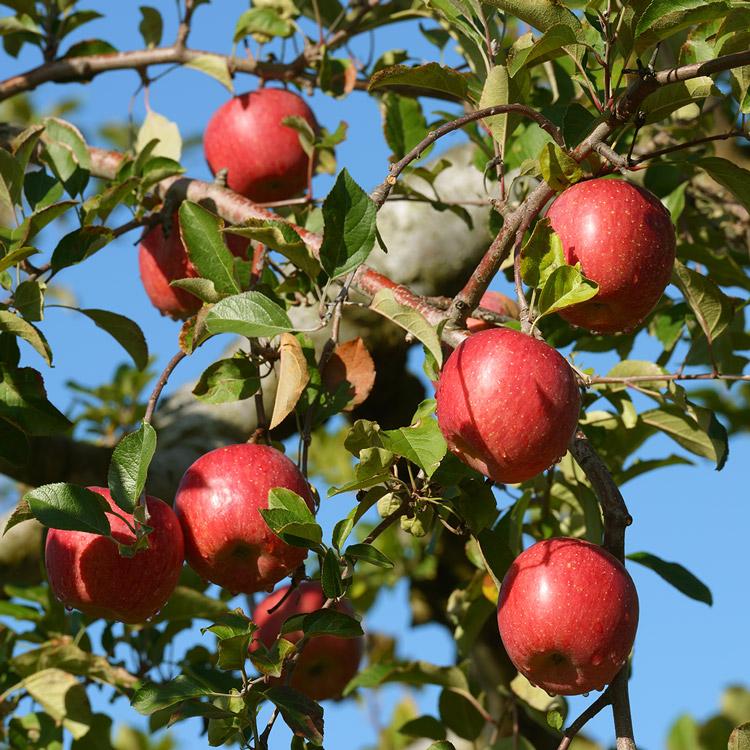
[370,104,565,208]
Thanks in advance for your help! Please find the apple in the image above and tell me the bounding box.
[138,213,250,319]
[203,88,318,203]
[174,444,314,594]
[466,291,520,332]
[250,581,364,700]
[45,487,184,623]
[497,537,639,696]
[545,178,676,334]
[435,327,580,484]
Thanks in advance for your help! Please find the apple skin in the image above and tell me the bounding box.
[546,178,676,334]
[250,581,364,700]
[435,328,580,484]
[45,487,184,624]
[138,214,250,320]
[466,291,520,332]
[497,537,639,696]
[203,88,318,203]
[174,444,314,594]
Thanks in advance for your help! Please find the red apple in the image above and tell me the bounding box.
[497,537,639,695]
[546,178,676,334]
[138,214,250,319]
[45,487,184,623]
[203,88,318,203]
[466,291,520,332]
[435,328,580,484]
[174,444,314,594]
[250,581,364,700]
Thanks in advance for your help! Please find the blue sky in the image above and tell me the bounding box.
[2,1,749,748]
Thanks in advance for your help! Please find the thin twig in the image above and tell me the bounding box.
[557,688,613,750]
[144,350,187,424]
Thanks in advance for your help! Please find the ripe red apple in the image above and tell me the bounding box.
[138,214,250,319]
[45,487,184,623]
[174,444,314,594]
[546,178,676,334]
[203,88,318,203]
[466,291,520,332]
[435,327,580,484]
[497,537,639,695]
[250,581,364,700]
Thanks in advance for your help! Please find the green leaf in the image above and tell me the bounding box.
[519,217,565,288]
[562,103,597,147]
[192,356,260,404]
[19,200,77,244]
[24,483,111,535]
[381,92,428,161]
[0,415,29,466]
[369,288,443,368]
[399,715,446,741]
[0,364,71,435]
[381,399,447,477]
[290,608,364,638]
[0,311,52,365]
[249,637,295,678]
[42,118,90,195]
[547,709,564,730]
[319,169,377,278]
[138,6,163,47]
[260,487,321,548]
[205,291,293,339]
[329,446,394,495]
[369,63,469,101]
[2,498,33,535]
[320,547,344,598]
[627,551,712,605]
[225,220,319,279]
[635,0,725,37]
[507,24,578,77]
[0,145,23,210]
[13,668,93,739]
[50,226,114,270]
[641,403,728,470]
[170,277,222,304]
[234,7,294,41]
[538,142,582,192]
[641,77,714,124]
[185,54,234,92]
[603,359,667,391]
[537,265,599,320]
[481,0,582,38]
[344,542,394,568]
[478,65,509,149]
[75,308,149,370]
[179,202,240,296]
[107,423,157,513]
[344,660,468,696]
[263,686,324,745]
[135,110,182,161]
[132,675,213,715]
[439,688,484,741]
[427,743,456,750]
[672,260,734,344]
[696,157,750,214]
[0,245,38,274]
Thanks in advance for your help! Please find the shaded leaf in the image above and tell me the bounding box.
[628,551,712,605]
[193,355,260,404]
[24,483,111,535]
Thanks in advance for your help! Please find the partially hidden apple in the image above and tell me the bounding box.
[138,213,250,319]
[466,291,520,332]
[546,178,676,334]
[45,487,184,623]
[250,581,364,700]
[204,88,318,203]
[435,327,580,484]
[174,444,314,594]
[497,537,639,695]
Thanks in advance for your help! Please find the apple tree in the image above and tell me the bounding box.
[0,1,749,748]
